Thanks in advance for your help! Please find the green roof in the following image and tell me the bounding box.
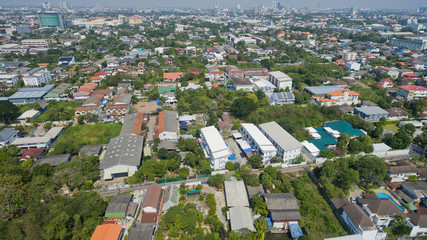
[324,120,365,137]
[44,92,60,98]
[158,86,176,94]
[307,121,364,151]
[104,212,126,218]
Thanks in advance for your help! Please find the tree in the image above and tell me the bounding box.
[230,97,257,119]
[167,159,180,172]
[355,155,387,186]
[179,167,189,178]
[248,155,263,169]
[158,148,169,159]
[225,161,234,171]
[320,149,335,159]
[0,174,25,219]
[250,194,268,216]
[388,215,411,236]
[0,101,19,124]
[348,139,364,154]
[208,174,225,189]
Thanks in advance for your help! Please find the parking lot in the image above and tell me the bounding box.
[225,138,247,166]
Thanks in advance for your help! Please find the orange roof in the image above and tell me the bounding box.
[157,111,165,134]
[320,98,338,102]
[90,224,122,240]
[212,83,219,87]
[380,78,393,83]
[82,82,98,90]
[163,72,184,80]
[133,112,144,135]
[38,63,49,66]
[90,76,102,80]
[327,89,360,96]
[366,53,377,57]
[95,71,108,76]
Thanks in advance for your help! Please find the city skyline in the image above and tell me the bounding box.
[0,0,426,10]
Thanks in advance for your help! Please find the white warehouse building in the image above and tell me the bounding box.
[100,135,144,180]
[259,121,303,166]
[241,123,277,164]
[200,126,231,170]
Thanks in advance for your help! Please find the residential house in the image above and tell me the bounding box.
[0,128,18,147]
[358,194,403,227]
[378,78,394,88]
[17,109,40,123]
[397,85,427,100]
[35,154,71,167]
[354,106,389,121]
[406,213,427,237]
[401,182,427,205]
[320,89,360,106]
[155,110,179,141]
[74,94,104,116]
[331,198,385,240]
[386,160,418,182]
[19,148,45,161]
[270,92,295,105]
[376,67,400,79]
[163,72,183,81]
[105,194,133,220]
[232,77,253,91]
[57,56,75,66]
[264,193,302,231]
[140,183,162,218]
[91,224,123,240]
[386,107,409,121]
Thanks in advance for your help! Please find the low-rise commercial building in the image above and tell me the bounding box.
[11,127,64,148]
[259,121,302,165]
[200,126,231,170]
[0,128,18,147]
[100,135,143,180]
[0,74,19,86]
[268,71,292,90]
[354,106,389,121]
[241,123,277,164]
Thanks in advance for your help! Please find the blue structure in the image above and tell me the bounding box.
[354,106,389,121]
[289,223,303,239]
[180,121,188,131]
[1,84,55,104]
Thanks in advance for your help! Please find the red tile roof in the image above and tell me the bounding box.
[399,85,427,91]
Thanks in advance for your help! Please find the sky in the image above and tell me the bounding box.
[0,0,425,9]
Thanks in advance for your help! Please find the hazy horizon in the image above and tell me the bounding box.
[0,0,426,10]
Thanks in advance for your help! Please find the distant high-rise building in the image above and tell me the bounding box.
[59,2,68,10]
[215,0,219,9]
[42,2,51,10]
[419,7,427,13]
[236,3,241,10]
[38,12,66,28]
[254,6,259,15]
[95,2,102,10]
[272,1,278,10]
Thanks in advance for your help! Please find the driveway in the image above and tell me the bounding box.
[225,138,247,166]
[147,116,156,142]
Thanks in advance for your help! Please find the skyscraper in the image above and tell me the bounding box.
[42,2,51,10]
[59,2,68,10]
[272,1,278,10]
[95,2,102,11]
[215,0,219,9]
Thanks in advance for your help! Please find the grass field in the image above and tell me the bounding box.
[51,122,122,154]
[36,101,82,122]
[384,123,399,132]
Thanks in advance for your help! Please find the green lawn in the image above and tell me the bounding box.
[384,124,399,132]
[35,101,82,122]
[51,122,122,154]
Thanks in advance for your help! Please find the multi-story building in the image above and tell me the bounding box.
[390,37,427,51]
[22,68,52,87]
[21,39,52,47]
[200,126,231,170]
[0,74,19,86]
[268,71,293,90]
[259,121,302,166]
[38,12,66,28]
[397,85,427,100]
[342,52,357,61]
[241,123,277,164]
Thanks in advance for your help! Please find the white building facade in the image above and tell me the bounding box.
[200,126,231,170]
[240,123,277,164]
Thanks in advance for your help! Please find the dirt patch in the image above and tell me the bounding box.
[202,185,228,230]
[132,101,160,114]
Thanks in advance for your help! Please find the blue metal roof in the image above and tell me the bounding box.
[289,223,303,239]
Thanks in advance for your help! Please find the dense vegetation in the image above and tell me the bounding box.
[0,146,106,239]
[35,101,82,123]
